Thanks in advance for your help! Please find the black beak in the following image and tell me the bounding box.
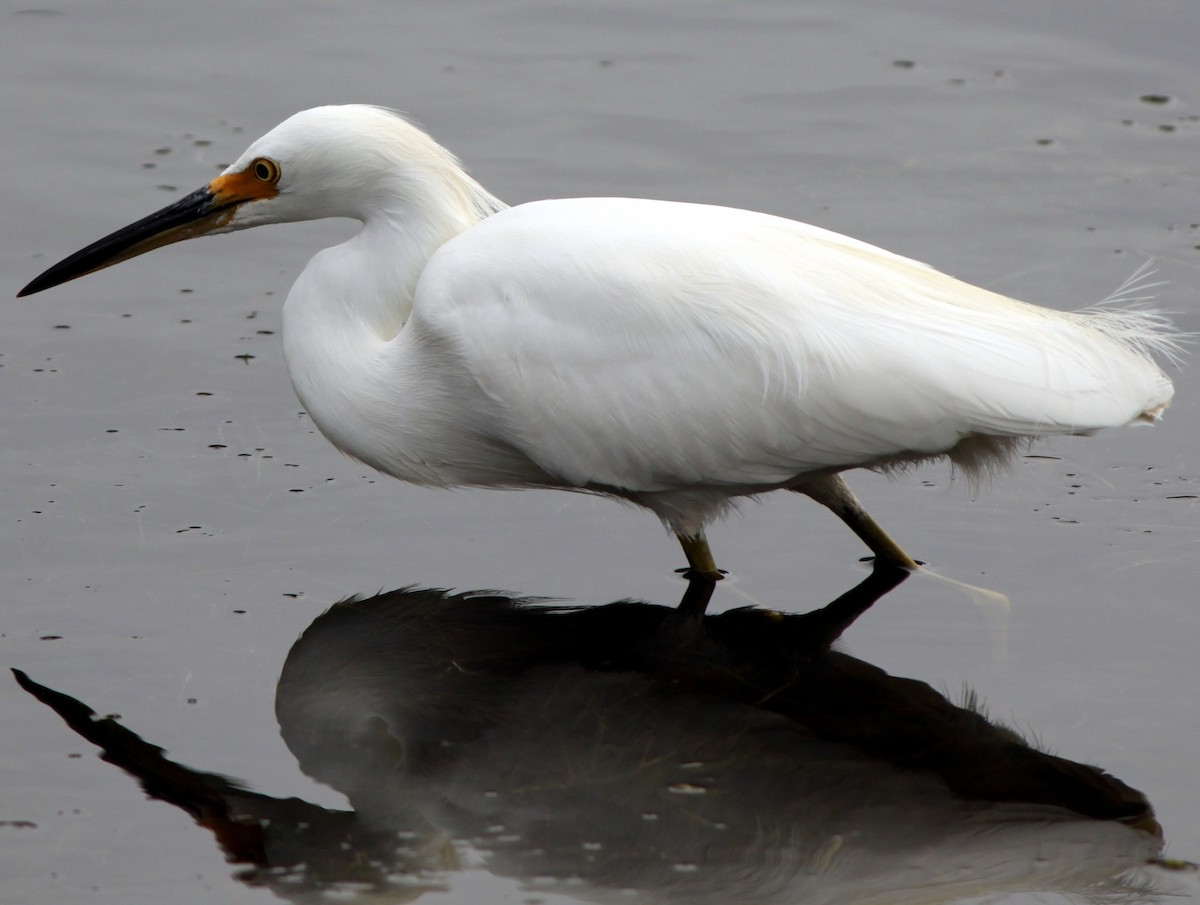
[18,185,231,298]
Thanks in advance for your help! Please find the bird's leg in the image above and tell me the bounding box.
[801,561,912,649]
[798,475,920,570]
[676,531,723,617]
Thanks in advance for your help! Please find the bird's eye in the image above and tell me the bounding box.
[251,157,280,184]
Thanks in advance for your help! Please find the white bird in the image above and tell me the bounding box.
[19,105,1178,613]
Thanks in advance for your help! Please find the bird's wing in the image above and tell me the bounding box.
[410,198,1173,492]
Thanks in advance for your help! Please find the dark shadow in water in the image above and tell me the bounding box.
[15,566,1170,903]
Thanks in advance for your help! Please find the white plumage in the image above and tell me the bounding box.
[19,105,1178,609]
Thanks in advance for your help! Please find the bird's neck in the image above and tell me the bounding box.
[279,187,490,476]
[345,211,451,338]
[301,168,503,340]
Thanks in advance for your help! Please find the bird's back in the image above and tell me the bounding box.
[408,197,1175,493]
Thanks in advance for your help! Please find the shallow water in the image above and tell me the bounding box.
[2,1,1199,903]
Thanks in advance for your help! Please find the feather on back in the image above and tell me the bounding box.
[411,198,1176,495]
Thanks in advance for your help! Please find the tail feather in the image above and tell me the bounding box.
[1073,260,1186,367]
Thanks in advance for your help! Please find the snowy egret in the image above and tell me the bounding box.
[19,105,1177,612]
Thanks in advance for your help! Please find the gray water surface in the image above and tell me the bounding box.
[3,1,1199,903]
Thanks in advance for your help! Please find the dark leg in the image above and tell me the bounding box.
[798,475,920,570]
[801,561,912,649]
[676,531,723,617]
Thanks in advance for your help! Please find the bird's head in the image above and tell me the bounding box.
[18,105,501,298]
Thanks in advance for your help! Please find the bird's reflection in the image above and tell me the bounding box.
[17,567,1169,904]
